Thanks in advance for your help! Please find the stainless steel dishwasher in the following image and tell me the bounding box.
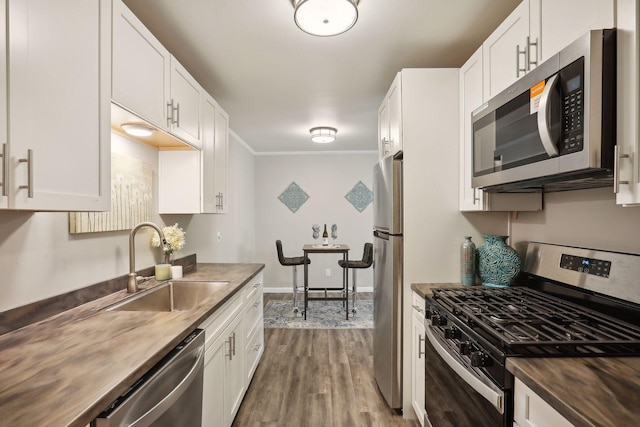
[93,329,204,427]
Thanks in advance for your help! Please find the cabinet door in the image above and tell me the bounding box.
[514,378,574,427]
[0,0,7,209]
[378,99,390,159]
[8,0,110,211]
[214,106,229,213]
[224,313,245,426]
[169,56,202,149]
[201,95,216,213]
[387,73,402,156]
[459,47,485,211]
[202,334,226,427]
[483,0,531,99]
[112,0,170,130]
[158,150,201,214]
[411,307,426,426]
[536,0,614,63]
[616,0,640,205]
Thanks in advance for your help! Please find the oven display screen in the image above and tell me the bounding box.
[560,254,611,277]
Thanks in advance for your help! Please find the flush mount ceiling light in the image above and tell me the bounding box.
[310,127,337,143]
[292,0,359,37]
[121,123,156,137]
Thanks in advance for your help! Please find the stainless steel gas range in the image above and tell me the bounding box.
[423,242,640,427]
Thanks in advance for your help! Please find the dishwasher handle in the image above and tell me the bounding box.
[129,345,204,427]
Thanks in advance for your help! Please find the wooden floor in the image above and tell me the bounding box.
[232,294,419,427]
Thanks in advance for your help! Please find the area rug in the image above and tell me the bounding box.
[263,300,373,329]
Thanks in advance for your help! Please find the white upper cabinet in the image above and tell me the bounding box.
[201,94,229,214]
[112,0,203,149]
[4,0,111,211]
[168,56,203,149]
[112,0,170,130]
[616,0,640,206]
[459,47,542,212]
[378,73,402,159]
[483,0,532,99]
[535,0,615,63]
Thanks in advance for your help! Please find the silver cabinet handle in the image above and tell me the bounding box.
[253,301,260,308]
[516,43,527,77]
[253,344,261,352]
[226,335,234,360]
[614,145,631,194]
[167,99,179,126]
[412,304,424,314]
[0,143,7,197]
[216,192,224,210]
[537,73,560,157]
[527,36,538,71]
[18,149,33,198]
[381,137,391,155]
[231,331,236,356]
[418,334,425,359]
[473,188,481,206]
[253,282,261,289]
[129,346,204,427]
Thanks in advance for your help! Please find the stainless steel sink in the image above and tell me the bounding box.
[106,280,230,312]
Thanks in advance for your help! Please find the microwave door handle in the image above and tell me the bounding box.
[537,73,560,157]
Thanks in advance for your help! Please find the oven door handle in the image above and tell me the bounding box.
[425,325,504,414]
[537,73,560,158]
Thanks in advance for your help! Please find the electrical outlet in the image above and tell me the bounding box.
[216,231,222,242]
[325,268,331,277]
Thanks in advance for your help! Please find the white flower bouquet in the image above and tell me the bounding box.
[151,223,186,261]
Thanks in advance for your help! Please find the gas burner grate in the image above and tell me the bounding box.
[432,287,640,354]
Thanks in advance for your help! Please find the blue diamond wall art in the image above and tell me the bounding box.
[345,180,373,212]
[278,181,310,213]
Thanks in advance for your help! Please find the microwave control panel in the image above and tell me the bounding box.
[559,58,585,155]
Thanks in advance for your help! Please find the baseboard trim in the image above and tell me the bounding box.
[264,286,374,293]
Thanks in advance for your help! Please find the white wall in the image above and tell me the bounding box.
[254,152,378,292]
[511,187,640,255]
[0,132,256,312]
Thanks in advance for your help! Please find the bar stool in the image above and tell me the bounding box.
[338,242,373,314]
[275,240,310,316]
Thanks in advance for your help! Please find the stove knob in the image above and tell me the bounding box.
[444,327,461,340]
[431,315,447,327]
[470,351,492,368]
[458,341,471,355]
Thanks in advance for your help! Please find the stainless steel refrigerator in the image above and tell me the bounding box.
[372,151,403,409]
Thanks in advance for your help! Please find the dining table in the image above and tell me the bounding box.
[302,244,350,320]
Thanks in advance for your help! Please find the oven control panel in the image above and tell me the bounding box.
[560,254,611,277]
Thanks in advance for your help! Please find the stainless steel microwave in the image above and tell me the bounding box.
[472,29,616,193]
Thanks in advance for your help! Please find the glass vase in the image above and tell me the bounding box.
[476,235,521,288]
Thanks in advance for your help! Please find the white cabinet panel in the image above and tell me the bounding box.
[411,299,426,426]
[169,56,202,149]
[514,378,574,427]
[6,0,110,211]
[112,0,170,129]
[483,0,531,99]
[158,150,201,214]
[537,0,614,62]
[213,106,229,213]
[0,0,7,209]
[378,73,402,159]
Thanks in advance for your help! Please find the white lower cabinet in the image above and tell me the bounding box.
[201,272,263,427]
[513,378,574,427]
[411,291,426,426]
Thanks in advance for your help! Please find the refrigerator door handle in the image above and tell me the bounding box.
[373,230,389,240]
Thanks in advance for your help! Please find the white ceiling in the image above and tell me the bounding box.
[123,0,522,153]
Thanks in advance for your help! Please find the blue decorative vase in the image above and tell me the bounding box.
[476,235,521,288]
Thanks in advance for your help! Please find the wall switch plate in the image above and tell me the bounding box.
[216,231,222,242]
[325,268,331,277]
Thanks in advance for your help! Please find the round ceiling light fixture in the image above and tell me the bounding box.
[310,126,337,143]
[121,123,156,137]
[292,0,359,37]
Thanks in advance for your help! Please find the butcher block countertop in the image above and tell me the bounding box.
[0,263,264,427]
[411,282,640,427]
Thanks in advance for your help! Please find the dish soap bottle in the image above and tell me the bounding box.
[461,236,476,286]
[322,224,329,246]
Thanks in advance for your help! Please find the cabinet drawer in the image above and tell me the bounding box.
[244,319,264,384]
[514,378,573,427]
[243,273,263,303]
[412,291,425,314]
[244,291,263,341]
[199,291,243,351]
